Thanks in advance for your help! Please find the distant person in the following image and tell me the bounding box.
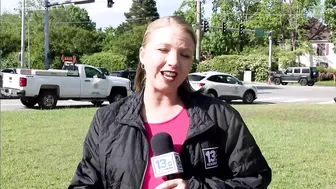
[68,16,272,189]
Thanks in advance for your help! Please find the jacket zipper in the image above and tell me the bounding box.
[139,128,149,189]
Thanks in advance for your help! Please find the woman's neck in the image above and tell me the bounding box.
[141,87,184,123]
[143,87,181,109]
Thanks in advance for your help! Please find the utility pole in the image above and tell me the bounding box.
[20,0,26,68]
[195,0,201,63]
[268,31,272,71]
[44,0,50,70]
[28,12,31,69]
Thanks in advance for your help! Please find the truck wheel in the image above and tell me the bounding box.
[38,91,57,109]
[20,98,37,108]
[91,101,104,107]
[299,78,307,86]
[307,82,315,86]
[273,78,281,85]
[108,90,126,104]
[242,90,255,104]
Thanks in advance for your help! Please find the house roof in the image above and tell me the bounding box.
[305,18,330,41]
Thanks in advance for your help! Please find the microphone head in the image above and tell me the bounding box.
[151,132,174,156]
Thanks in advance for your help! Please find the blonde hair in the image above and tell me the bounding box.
[134,16,197,92]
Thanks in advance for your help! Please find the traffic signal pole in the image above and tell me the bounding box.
[195,0,201,64]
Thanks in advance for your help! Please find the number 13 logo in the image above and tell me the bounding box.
[202,147,218,169]
[205,150,217,163]
[155,159,167,169]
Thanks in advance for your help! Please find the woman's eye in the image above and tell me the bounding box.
[158,48,168,52]
[181,54,190,58]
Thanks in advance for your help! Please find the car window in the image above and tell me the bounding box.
[188,75,205,81]
[302,68,309,73]
[207,75,219,82]
[225,76,238,84]
[85,67,102,78]
[286,68,293,74]
[294,68,300,73]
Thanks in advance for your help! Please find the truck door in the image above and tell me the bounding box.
[81,67,108,98]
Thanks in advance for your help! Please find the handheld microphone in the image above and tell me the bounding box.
[150,132,184,180]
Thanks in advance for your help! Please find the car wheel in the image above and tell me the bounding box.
[243,90,255,104]
[273,78,281,85]
[206,90,217,98]
[299,78,307,86]
[108,90,126,104]
[37,91,58,109]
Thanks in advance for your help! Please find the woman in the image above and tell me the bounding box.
[68,16,272,189]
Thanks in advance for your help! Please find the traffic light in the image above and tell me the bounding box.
[203,20,209,32]
[239,24,244,35]
[222,22,227,34]
[107,0,114,8]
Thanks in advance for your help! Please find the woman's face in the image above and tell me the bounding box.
[139,26,195,94]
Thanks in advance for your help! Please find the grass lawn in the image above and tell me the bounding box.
[315,80,336,87]
[1,104,336,189]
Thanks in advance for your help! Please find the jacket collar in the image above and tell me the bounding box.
[117,88,216,138]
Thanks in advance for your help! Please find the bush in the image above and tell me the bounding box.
[80,52,128,71]
[318,72,334,81]
[197,55,269,81]
[316,66,336,81]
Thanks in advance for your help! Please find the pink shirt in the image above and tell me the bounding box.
[142,107,190,189]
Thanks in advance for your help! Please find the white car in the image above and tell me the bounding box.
[188,71,258,104]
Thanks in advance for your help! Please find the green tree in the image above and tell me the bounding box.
[173,0,206,25]
[103,24,147,68]
[324,0,336,50]
[0,14,21,57]
[124,0,159,28]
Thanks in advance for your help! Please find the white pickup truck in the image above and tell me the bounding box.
[1,64,132,109]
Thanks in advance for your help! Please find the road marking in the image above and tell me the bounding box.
[283,99,309,103]
[316,101,335,104]
[256,97,284,101]
[0,104,20,106]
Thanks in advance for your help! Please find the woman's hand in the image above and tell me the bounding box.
[155,179,188,189]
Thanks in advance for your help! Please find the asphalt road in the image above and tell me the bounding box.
[1,84,335,111]
[251,84,336,105]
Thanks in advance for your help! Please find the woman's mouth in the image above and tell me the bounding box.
[161,71,177,81]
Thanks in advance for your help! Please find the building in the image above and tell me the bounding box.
[296,18,335,68]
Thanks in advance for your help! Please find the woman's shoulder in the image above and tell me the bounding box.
[187,93,244,127]
[98,92,141,118]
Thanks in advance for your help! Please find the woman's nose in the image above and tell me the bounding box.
[166,51,179,67]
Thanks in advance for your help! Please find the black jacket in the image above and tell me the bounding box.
[69,89,272,189]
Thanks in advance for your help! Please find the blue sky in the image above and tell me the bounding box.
[1,0,213,29]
